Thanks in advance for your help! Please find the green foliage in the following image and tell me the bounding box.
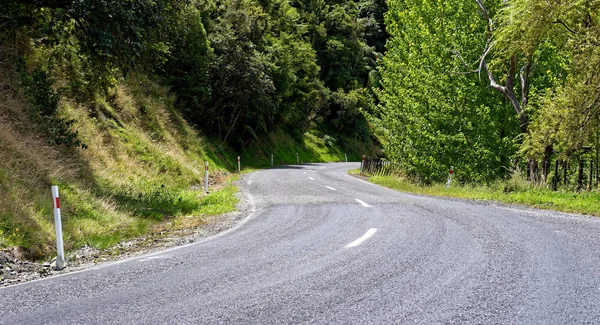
[4,0,384,149]
[238,129,378,168]
[514,0,600,158]
[162,6,212,120]
[21,68,86,148]
[206,16,277,147]
[379,0,518,183]
[329,88,373,140]
[69,0,172,87]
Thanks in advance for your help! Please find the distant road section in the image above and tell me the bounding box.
[2,163,600,324]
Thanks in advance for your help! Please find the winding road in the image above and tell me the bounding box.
[2,163,600,324]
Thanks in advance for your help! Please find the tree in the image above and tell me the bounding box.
[517,0,600,160]
[379,0,519,182]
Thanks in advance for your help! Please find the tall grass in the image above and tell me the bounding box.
[0,71,238,259]
[353,169,600,216]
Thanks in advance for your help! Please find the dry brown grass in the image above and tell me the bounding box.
[0,51,235,259]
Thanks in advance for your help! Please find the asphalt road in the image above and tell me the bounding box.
[2,163,600,324]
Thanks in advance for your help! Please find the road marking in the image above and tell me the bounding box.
[308,177,314,180]
[247,180,252,185]
[355,199,371,207]
[303,172,307,174]
[345,228,377,248]
[325,186,337,191]
[341,172,378,187]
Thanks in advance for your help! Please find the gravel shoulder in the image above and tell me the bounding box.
[0,177,254,287]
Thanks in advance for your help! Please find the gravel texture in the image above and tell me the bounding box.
[0,187,253,288]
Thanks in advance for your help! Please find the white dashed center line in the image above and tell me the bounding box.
[325,186,337,191]
[355,199,371,207]
[308,177,315,180]
[345,228,377,248]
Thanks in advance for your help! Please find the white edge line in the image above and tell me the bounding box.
[345,228,377,248]
[355,199,371,207]
[341,172,376,186]
[325,186,337,191]
[1,190,262,290]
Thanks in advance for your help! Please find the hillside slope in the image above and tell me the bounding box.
[0,66,237,258]
[0,68,377,261]
[0,0,383,261]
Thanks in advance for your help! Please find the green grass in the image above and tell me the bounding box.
[0,67,379,260]
[0,72,241,259]
[239,129,378,169]
[352,169,600,216]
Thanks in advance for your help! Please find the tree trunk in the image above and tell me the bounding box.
[563,159,568,188]
[476,1,531,135]
[552,159,559,191]
[542,145,553,183]
[577,159,584,191]
[594,132,600,187]
[589,159,593,191]
[530,159,539,186]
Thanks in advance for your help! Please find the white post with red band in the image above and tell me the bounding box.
[237,156,241,173]
[51,186,65,270]
[204,162,209,193]
[446,166,454,189]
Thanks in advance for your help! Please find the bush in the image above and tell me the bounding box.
[21,69,86,149]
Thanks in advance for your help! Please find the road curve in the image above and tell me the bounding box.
[1,163,600,324]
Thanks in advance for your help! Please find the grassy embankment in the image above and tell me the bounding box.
[0,67,377,260]
[351,170,600,216]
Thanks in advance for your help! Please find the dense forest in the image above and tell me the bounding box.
[379,0,600,187]
[2,0,386,148]
[2,0,599,185]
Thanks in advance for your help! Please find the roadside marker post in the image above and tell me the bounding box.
[296,153,299,164]
[360,155,366,175]
[237,156,241,173]
[345,153,348,163]
[51,186,65,270]
[204,162,209,193]
[446,166,454,189]
[271,154,274,167]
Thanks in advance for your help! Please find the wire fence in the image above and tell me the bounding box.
[361,158,401,176]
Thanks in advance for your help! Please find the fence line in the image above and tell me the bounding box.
[362,158,401,176]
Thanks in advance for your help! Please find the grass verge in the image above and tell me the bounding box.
[349,169,600,217]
